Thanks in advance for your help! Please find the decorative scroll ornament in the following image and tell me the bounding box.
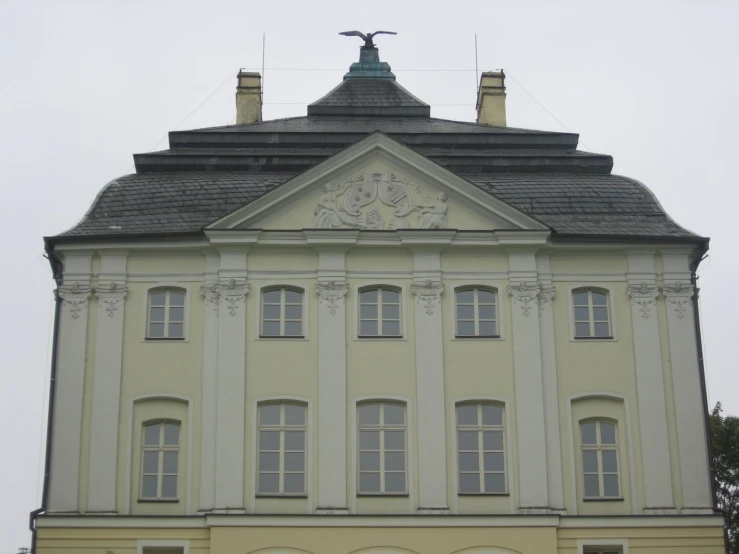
[209,279,249,317]
[537,284,555,314]
[627,282,660,319]
[200,282,221,313]
[411,279,444,315]
[316,281,349,315]
[56,281,92,319]
[95,282,128,318]
[507,281,541,317]
[661,281,694,319]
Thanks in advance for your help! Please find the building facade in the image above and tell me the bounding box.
[34,41,725,554]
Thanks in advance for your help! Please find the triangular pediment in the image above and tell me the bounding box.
[207,132,548,232]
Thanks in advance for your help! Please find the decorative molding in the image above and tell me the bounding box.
[205,279,249,316]
[56,282,92,319]
[411,280,444,315]
[507,281,541,317]
[537,284,555,314]
[627,282,660,319]
[661,281,695,320]
[200,282,221,313]
[94,282,128,318]
[316,281,348,315]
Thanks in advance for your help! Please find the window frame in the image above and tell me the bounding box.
[448,282,506,341]
[139,419,181,502]
[259,286,306,339]
[577,539,629,554]
[354,284,406,340]
[580,418,622,501]
[567,284,618,342]
[136,539,190,554]
[455,401,508,495]
[141,284,190,342]
[453,286,500,339]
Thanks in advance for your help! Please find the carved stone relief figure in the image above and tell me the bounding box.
[311,183,365,229]
[416,192,448,229]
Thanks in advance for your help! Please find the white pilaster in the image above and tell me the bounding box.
[536,253,565,512]
[627,252,674,510]
[48,253,93,513]
[508,250,549,511]
[315,248,349,513]
[661,253,712,509]
[410,250,448,513]
[199,251,220,511]
[87,252,128,512]
[213,248,249,511]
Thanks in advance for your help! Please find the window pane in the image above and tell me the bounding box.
[284,473,305,493]
[382,321,400,336]
[285,305,302,320]
[359,431,380,450]
[360,289,378,303]
[457,405,478,426]
[285,431,305,450]
[573,291,589,305]
[603,474,620,497]
[263,290,281,303]
[143,451,159,473]
[594,323,610,337]
[484,452,505,471]
[382,304,400,320]
[458,452,479,471]
[382,290,399,304]
[602,450,618,472]
[600,423,617,445]
[169,292,185,306]
[592,292,607,306]
[385,452,405,471]
[284,321,303,336]
[478,304,496,320]
[259,431,280,450]
[284,404,306,425]
[285,290,302,304]
[478,290,496,304]
[458,431,479,451]
[149,323,165,338]
[479,321,497,336]
[360,304,378,319]
[262,321,280,336]
[456,305,474,320]
[150,292,166,306]
[260,404,281,425]
[359,403,380,425]
[384,404,405,425]
[161,475,177,498]
[359,472,381,492]
[163,424,179,446]
[484,473,506,493]
[575,322,591,337]
[141,475,158,498]
[592,307,608,321]
[169,307,184,322]
[284,452,305,471]
[263,305,281,320]
[457,321,475,336]
[581,422,597,444]
[360,452,380,471]
[162,451,178,473]
[385,473,406,493]
[459,473,480,493]
[360,320,378,336]
[483,431,504,451]
[168,323,183,338]
[259,452,280,471]
[144,424,160,446]
[482,404,503,426]
[384,431,405,450]
[150,307,165,322]
[574,307,590,321]
[583,450,598,472]
[584,474,600,497]
[259,473,279,493]
[456,290,474,304]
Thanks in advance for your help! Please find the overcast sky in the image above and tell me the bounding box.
[1,0,738,551]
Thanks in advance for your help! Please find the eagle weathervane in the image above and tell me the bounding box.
[339,30,397,49]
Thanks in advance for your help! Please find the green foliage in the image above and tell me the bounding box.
[711,402,739,553]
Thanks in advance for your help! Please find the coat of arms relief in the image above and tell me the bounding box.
[310,173,448,230]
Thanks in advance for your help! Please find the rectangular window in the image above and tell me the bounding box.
[140,422,180,500]
[357,402,407,494]
[257,403,307,495]
[359,288,402,337]
[261,288,304,337]
[573,289,611,339]
[455,288,498,337]
[581,420,620,499]
[456,403,506,494]
[147,289,185,339]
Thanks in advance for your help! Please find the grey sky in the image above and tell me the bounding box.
[1,0,737,550]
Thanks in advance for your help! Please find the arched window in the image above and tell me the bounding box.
[357,401,407,494]
[140,421,180,499]
[455,287,498,337]
[358,287,401,337]
[456,402,506,494]
[257,402,307,495]
[580,419,620,499]
[573,288,612,339]
[147,288,185,339]
[261,288,304,337]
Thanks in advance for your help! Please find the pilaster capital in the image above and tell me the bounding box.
[661,281,695,320]
[316,280,348,315]
[507,281,541,317]
[202,279,249,316]
[56,281,93,319]
[627,281,660,320]
[94,282,128,318]
[411,279,444,315]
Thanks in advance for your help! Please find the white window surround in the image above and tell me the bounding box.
[136,539,189,554]
[255,283,310,341]
[448,396,515,514]
[357,401,408,495]
[579,418,620,500]
[249,395,313,514]
[351,282,409,341]
[140,420,181,500]
[139,283,192,343]
[448,282,506,340]
[349,395,415,514]
[577,538,629,554]
[566,284,618,342]
[123,394,194,515]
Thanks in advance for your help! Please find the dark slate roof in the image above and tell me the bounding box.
[307,80,430,117]
[58,171,696,239]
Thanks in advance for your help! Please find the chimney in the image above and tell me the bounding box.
[235,71,262,125]
[476,70,507,127]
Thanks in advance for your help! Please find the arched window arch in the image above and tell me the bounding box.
[357,400,407,494]
[140,419,181,499]
[572,288,612,339]
[261,287,304,337]
[147,287,186,339]
[455,401,507,494]
[454,287,498,337]
[579,418,620,499]
[358,286,402,338]
[257,401,307,495]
